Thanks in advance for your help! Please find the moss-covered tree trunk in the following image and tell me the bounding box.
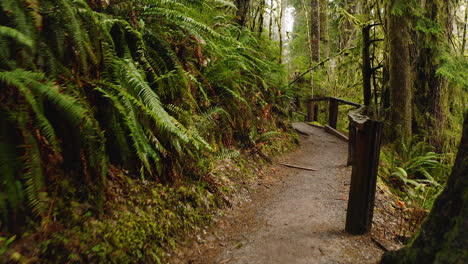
[258,0,266,37]
[235,0,250,29]
[278,0,284,64]
[381,111,468,263]
[339,0,358,49]
[319,0,329,59]
[388,0,412,142]
[412,1,452,151]
[310,0,320,63]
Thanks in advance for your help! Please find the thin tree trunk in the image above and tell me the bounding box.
[462,1,468,55]
[319,0,329,59]
[258,0,266,37]
[269,0,273,40]
[235,0,250,29]
[310,0,320,63]
[251,5,260,31]
[277,0,284,64]
[388,0,412,142]
[340,0,358,49]
[301,0,315,96]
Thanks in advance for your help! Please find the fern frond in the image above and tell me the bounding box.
[16,110,48,218]
[143,7,221,40]
[0,26,33,48]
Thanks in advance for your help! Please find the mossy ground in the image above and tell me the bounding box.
[3,130,298,263]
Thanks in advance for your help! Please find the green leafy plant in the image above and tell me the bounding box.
[380,138,449,209]
[0,0,291,249]
[0,235,16,255]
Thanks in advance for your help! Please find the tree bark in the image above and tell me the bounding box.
[278,0,284,63]
[310,0,320,63]
[235,0,250,29]
[462,2,468,55]
[269,0,273,40]
[319,0,329,59]
[412,1,452,151]
[340,0,358,49]
[388,0,412,142]
[381,111,468,263]
[258,0,266,37]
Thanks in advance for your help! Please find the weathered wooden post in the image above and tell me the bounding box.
[307,100,316,122]
[313,104,319,122]
[328,98,339,128]
[347,119,356,166]
[345,107,383,235]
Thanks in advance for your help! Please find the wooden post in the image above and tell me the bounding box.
[328,98,338,129]
[313,104,319,122]
[307,100,316,122]
[347,119,356,166]
[345,116,383,235]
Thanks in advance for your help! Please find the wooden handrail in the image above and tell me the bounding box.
[308,96,362,108]
[306,97,361,127]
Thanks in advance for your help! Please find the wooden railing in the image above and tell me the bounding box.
[304,97,383,235]
[306,97,361,129]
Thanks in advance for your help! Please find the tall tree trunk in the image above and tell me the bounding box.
[308,0,320,96]
[319,0,329,59]
[381,111,468,263]
[310,0,320,63]
[235,0,250,29]
[278,0,284,63]
[269,0,273,40]
[258,0,266,37]
[462,1,468,55]
[251,5,260,31]
[340,0,358,49]
[388,0,412,142]
[412,1,452,151]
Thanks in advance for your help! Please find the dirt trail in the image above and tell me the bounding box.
[177,123,384,264]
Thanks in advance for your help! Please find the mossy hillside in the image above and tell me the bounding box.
[4,130,298,263]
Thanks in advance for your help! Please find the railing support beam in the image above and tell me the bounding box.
[328,98,339,129]
[307,101,316,122]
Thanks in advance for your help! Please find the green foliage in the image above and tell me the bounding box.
[0,235,16,256]
[437,53,468,89]
[379,139,450,209]
[0,0,290,259]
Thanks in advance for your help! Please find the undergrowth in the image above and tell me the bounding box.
[378,137,451,239]
[2,130,297,263]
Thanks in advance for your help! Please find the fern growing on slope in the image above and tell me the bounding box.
[0,2,289,255]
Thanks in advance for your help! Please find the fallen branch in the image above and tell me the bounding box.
[279,163,318,171]
[371,237,389,252]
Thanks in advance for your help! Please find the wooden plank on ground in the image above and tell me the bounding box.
[324,125,349,141]
[279,163,318,171]
[305,122,325,129]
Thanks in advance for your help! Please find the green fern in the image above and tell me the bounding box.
[0,26,33,48]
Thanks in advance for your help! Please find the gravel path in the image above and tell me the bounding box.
[175,123,384,264]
